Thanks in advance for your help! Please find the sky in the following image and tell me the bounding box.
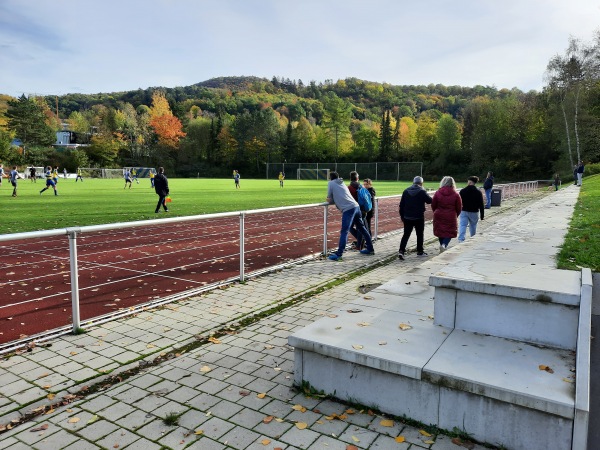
[1,0,599,98]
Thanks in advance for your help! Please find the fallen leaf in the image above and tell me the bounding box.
[347,309,362,313]
[194,429,203,435]
[146,344,156,348]
[208,337,221,344]
[261,438,271,445]
[380,419,394,427]
[378,341,387,345]
[539,364,554,374]
[351,435,360,442]
[292,404,307,412]
[399,323,412,331]
[345,409,355,414]
[395,436,405,443]
[346,445,359,450]
[352,344,364,350]
[419,429,432,437]
[263,415,274,424]
[239,390,251,396]
[562,377,574,383]
[67,417,80,423]
[295,422,308,429]
[357,322,371,327]
[30,424,49,432]
[47,393,55,400]
[87,415,99,424]
[257,393,266,399]
[199,366,212,373]
[113,445,119,449]
[363,295,374,300]
[424,440,435,444]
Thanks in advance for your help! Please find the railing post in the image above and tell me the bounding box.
[323,205,329,256]
[239,212,245,282]
[374,198,379,240]
[67,229,81,332]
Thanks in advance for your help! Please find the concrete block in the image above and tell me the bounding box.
[423,330,575,419]
[289,305,451,380]
[573,268,592,450]
[438,387,572,450]
[433,288,456,328]
[453,290,579,350]
[296,349,440,425]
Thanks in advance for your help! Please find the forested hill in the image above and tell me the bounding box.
[54,75,511,123]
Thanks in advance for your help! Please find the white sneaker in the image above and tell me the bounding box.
[439,244,446,252]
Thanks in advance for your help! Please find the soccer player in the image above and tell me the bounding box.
[40,166,58,196]
[76,168,83,182]
[9,166,21,197]
[149,169,155,188]
[52,167,59,185]
[124,168,133,189]
[29,166,37,182]
[278,172,285,188]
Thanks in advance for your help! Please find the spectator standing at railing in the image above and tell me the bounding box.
[483,171,494,209]
[363,178,376,239]
[432,176,462,252]
[154,167,170,213]
[398,176,432,260]
[458,176,484,243]
[326,171,374,261]
[347,171,362,249]
[576,161,585,186]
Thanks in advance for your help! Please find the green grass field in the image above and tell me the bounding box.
[1,177,411,235]
[557,174,600,272]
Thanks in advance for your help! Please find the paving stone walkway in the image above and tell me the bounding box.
[0,189,557,449]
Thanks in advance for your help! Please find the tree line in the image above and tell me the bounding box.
[1,32,599,181]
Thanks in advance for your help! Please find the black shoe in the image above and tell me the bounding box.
[398,252,405,260]
[417,252,428,257]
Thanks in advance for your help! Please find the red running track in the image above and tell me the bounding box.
[1,197,422,346]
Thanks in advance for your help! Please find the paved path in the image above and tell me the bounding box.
[0,188,577,449]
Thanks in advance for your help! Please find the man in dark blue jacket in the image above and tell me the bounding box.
[398,176,432,260]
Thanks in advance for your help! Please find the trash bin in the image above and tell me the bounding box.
[491,189,502,207]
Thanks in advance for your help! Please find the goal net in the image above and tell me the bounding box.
[78,167,155,179]
[25,167,45,179]
[297,168,330,181]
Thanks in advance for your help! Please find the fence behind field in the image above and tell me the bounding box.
[0,181,541,352]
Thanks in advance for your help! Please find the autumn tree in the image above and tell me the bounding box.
[149,92,186,148]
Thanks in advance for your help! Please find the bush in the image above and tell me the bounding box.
[585,163,600,176]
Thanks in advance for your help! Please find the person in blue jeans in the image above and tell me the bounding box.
[483,171,494,208]
[326,171,374,261]
[458,176,485,243]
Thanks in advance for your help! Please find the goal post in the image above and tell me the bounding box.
[297,168,330,181]
[78,167,155,179]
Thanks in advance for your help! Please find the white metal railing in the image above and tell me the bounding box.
[0,181,541,345]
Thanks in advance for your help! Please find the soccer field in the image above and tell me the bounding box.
[1,177,410,235]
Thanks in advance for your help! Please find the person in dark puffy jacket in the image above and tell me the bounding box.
[458,176,485,243]
[398,176,432,260]
[154,167,170,213]
[432,176,462,252]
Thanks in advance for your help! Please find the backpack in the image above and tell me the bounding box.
[357,185,372,212]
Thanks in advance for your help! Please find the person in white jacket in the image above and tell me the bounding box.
[326,171,374,261]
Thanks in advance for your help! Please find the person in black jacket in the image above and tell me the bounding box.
[154,167,169,213]
[483,171,494,209]
[458,176,485,243]
[398,176,432,260]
